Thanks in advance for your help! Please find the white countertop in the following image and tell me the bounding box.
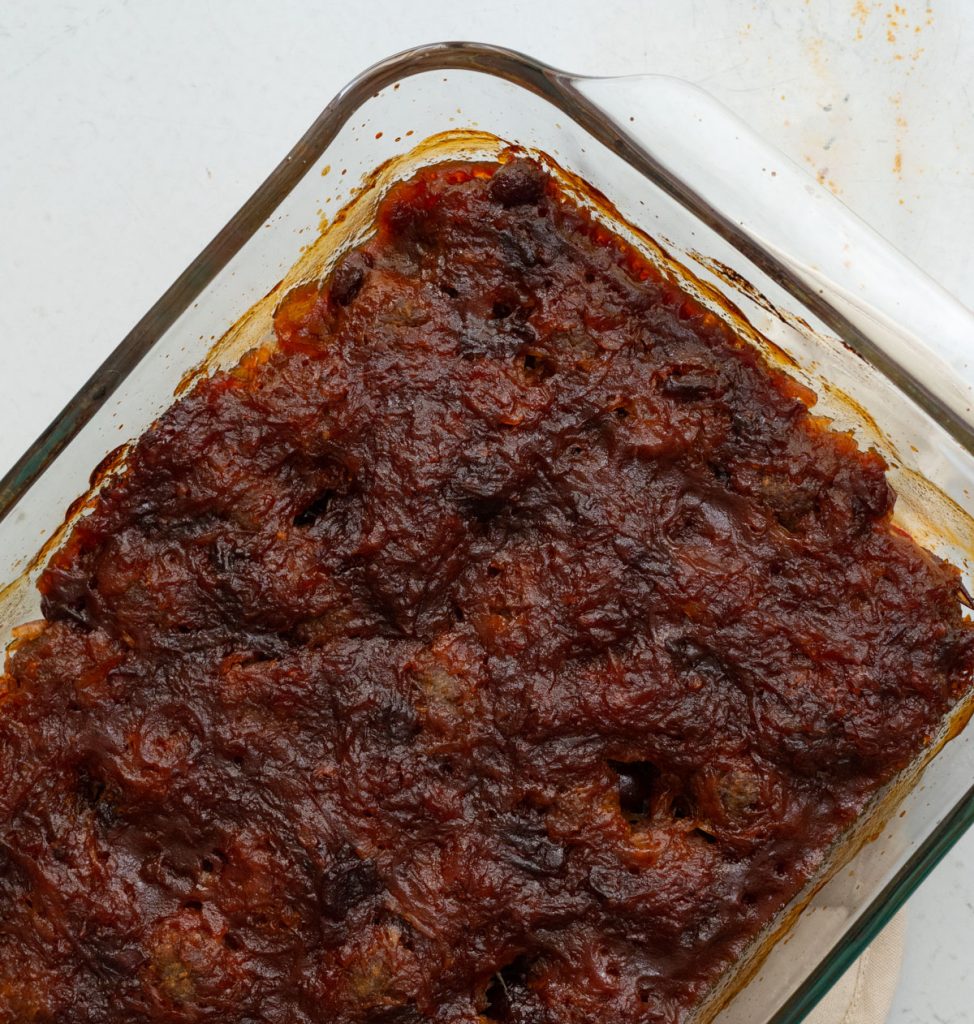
[1,2,972,1020]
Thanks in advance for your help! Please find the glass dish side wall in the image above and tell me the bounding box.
[1,45,973,1024]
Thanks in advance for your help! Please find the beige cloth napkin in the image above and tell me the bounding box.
[806,912,906,1024]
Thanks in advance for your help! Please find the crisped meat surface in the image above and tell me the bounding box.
[1,156,972,1024]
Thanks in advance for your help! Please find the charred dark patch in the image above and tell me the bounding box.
[489,159,545,208]
[330,251,374,307]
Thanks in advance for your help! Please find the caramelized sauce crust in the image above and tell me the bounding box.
[2,158,972,1023]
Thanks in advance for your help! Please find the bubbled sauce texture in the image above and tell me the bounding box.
[2,158,973,1024]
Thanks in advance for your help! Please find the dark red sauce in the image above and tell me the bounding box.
[1,157,972,1023]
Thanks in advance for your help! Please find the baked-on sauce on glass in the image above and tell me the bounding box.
[1,158,972,1023]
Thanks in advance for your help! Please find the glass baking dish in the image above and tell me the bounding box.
[2,41,974,1023]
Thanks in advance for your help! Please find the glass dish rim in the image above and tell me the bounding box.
[2,39,972,1023]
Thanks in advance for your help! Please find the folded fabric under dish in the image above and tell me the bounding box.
[807,912,905,1024]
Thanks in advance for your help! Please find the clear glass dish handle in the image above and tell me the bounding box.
[565,73,974,448]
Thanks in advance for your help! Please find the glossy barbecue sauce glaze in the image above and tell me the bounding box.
[2,158,973,1023]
